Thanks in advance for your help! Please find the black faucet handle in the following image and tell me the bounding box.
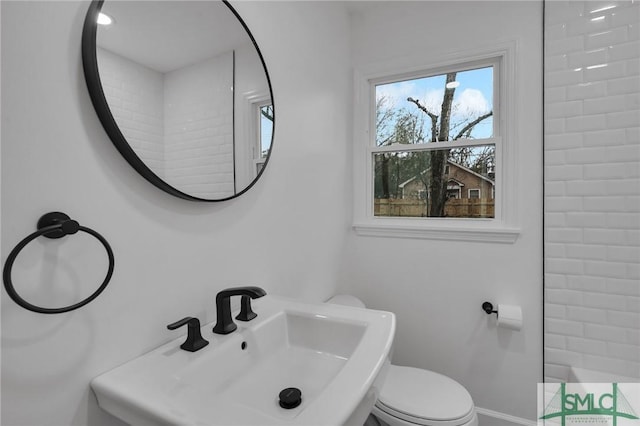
[167,317,209,352]
[213,286,267,335]
[236,295,257,321]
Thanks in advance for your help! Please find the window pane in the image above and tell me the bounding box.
[375,67,493,147]
[260,105,273,159]
[374,145,495,218]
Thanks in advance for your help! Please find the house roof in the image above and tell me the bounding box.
[447,178,465,188]
[451,161,496,186]
[399,159,495,188]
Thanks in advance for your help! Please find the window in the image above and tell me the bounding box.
[237,92,272,190]
[255,103,273,174]
[448,184,462,199]
[373,64,496,219]
[353,43,520,243]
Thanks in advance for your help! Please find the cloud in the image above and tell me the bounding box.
[453,88,491,117]
[376,81,419,109]
[377,82,492,131]
[422,89,444,114]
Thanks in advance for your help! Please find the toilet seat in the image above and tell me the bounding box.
[373,366,476,426]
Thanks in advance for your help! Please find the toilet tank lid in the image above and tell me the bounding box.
[326,295,366,308]
[377,365,475,423]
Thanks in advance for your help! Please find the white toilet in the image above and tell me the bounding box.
[327,295,478,426]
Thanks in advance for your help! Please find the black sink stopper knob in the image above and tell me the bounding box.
[278,387,302,409]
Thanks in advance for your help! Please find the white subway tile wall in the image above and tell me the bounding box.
[544,0,640,381]
[164,53,234,199]
[96,48,235,199]
[98,48,165,177]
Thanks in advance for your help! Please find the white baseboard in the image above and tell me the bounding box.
[476,407,537,426]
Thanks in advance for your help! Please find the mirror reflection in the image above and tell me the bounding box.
[94,0,273,200]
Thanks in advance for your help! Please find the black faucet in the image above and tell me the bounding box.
[213,286,266,335]
[167,317,209,352]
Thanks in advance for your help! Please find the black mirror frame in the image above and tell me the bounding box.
[81,0,275,202]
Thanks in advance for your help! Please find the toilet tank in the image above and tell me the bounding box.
[327,295,367,309]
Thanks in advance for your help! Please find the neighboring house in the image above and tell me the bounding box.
[398,160,495,200]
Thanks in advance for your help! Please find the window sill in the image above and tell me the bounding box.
[352,221,520,244]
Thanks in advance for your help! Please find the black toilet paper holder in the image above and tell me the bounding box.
[482,302,498,315]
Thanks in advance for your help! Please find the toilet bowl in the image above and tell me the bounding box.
[327,295,478,426]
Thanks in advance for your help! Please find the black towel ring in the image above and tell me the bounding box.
[3,212,114,314]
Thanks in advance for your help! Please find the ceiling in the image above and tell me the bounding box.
[97,1,252,73]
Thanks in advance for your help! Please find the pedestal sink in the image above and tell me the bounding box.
[91,295,395,425]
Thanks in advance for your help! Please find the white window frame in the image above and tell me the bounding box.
[352,42,520,243]
[468,189,481,199]
[237,91,271,188]
[255,101,273,174]
[448,187,461,199]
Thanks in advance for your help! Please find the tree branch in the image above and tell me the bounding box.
[260,106,274,122]
[453,111,493,140]
[407,97,438,142]
[377,134,394,147]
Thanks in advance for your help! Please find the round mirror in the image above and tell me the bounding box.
[82,0,274,201]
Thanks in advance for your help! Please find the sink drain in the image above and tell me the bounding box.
[278,387,302,409]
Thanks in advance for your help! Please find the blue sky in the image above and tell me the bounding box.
[261,106,273,156]
[376,66,494,140]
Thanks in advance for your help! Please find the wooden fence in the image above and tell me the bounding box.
[374,198,495,218]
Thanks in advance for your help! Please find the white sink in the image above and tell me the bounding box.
[91,295,395,425]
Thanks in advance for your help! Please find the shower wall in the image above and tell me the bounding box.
[163,52,234,199]
[544,0,640,381]
[97,47,165,176]
[97,48,236,199]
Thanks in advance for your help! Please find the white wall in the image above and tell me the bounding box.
[0,2,3,421]
[98,47,166,178]
[164,52,235,199]
[544,0,640,382]
[0,1,351,425]
[344,1,543,423]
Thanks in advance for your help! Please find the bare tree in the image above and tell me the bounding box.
[375,97,426,198]
[375,96,395,198]
[406,72,493,216]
